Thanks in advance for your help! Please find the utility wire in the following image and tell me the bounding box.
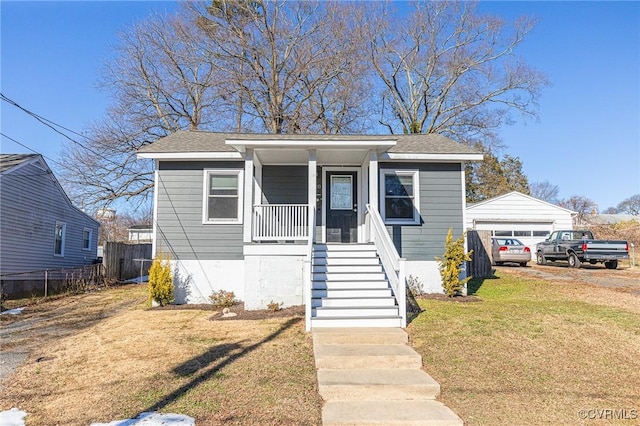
[0,132,65,169]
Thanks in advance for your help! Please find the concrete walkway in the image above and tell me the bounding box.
[312,328,463,426]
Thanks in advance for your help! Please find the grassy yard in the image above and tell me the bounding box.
[0,285,322,425]
[2,273,639,425]
[408,271,640,425]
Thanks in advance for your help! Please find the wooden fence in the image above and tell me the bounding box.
[103,242,152,281]
[467,230,493,279]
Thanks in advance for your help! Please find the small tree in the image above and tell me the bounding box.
[148,253,174,306]
[436,228,473,297]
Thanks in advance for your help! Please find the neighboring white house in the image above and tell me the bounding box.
[128,225,153,243]
[466,191,576,257]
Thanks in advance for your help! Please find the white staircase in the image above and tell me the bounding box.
[310,244,403,328]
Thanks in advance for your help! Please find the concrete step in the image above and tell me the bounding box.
[313,272,386,281]
[314,344,422,369]
[311,316,402,328]
[312,288,393,298]
[313,264,383,273]
[311,297,397,308]
[318,368,440,401]
[313,306,399,318]
[322,400,463,426]
[312,328,408,345]
[312,280,390,290]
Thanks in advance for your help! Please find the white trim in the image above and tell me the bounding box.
[202,169,244,225]
[379,169,421,225]
[138,152,244,160]
[368,150,378,212]
[152,166,159,257]
[243,149,254,242]
[308,150,317,243]
[467,191,577,215]
[54,221,66,257]
[226,139,396,151]
[82,227,93,251]
[380,153,483,162]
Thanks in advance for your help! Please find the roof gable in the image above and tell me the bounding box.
[467,191,576,215]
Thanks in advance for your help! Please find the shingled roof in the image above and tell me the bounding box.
[137,131,481,156]
[0,154,38,174]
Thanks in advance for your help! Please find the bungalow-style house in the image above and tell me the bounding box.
[137,132,482,329]
[0,154,100,294]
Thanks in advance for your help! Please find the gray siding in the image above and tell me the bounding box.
[156,161,244,260]
[381,163,464,261]
[0,161,99,275]
[261,166,307,204]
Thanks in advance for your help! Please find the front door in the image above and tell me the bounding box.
[326,171,358,243]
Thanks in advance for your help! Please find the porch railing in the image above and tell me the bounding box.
[365,204,407,327]
[252,204,309,241]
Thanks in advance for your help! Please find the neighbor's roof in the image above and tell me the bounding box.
[0,154,38,174]
[137,131,482,156]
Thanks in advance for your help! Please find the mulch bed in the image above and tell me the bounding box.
[150,301,305,320]
[418,294,482,303]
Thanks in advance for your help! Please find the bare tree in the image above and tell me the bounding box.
[366,1,548,147]
[558,195,598,226]
[61,9,227,209]
[615,194,640,216]
[530,180,560,203]
[193,0,372,134]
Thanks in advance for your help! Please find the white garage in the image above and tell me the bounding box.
[466,191,576,259]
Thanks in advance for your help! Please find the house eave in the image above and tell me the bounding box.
[137,152,243,160]
[380,153,484,162]
[225,139,397,153]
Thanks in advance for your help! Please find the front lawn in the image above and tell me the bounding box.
[408,271,640,425]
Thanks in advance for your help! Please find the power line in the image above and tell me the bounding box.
[0,132,64,169]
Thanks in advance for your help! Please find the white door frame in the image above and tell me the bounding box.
[321,166,363,243]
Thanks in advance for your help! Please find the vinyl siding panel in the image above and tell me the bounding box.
[156,161,244,260]
[381,162,464,261]
[0,161,99,275]
[261,166,307,204]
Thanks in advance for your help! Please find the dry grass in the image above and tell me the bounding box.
[408,271,640,425]
[0,284,322,425]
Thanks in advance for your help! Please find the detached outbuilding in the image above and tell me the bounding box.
[466,191,576,256]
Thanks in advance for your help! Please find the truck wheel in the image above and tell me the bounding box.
[604,260,618,269]
[568,252,581,268]
[536,252,547,265]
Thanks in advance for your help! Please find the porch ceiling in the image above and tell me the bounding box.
[255,148,371,165]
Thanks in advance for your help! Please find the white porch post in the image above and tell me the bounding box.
[307,149,317,242]
[243,148,254,243]
[369,150,379,212]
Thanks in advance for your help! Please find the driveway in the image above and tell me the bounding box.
[494,262,640,295]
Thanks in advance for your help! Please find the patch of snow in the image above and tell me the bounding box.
[0,408,27,425]
[0,308,24,316]
[123,275,149,284]
[90,412,195,426]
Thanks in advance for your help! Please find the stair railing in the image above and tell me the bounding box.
[304,205,316,331]
[365,204,407,327]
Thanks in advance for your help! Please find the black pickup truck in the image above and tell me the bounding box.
[536,230,629,269]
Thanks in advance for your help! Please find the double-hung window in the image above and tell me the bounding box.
[82,228,92,250]
[203,169,244,224]
[380,169,420,224]
[54,222,66,256]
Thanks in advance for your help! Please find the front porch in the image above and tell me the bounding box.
[232,139,407,331]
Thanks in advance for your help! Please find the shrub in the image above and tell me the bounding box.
[407,275,425,298]
[436,228,473,297]
[148,254,174,306]
[267,300,283,312]
[209,289,237,309]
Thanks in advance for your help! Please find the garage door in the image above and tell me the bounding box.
[474,221,554,259]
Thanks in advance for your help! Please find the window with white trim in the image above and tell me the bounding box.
[82,228,92,250]
[380,169,420,224]
[203,169,244,224]
[54,222,66,256]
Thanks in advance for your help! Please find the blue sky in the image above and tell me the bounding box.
[1,1,639,212]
